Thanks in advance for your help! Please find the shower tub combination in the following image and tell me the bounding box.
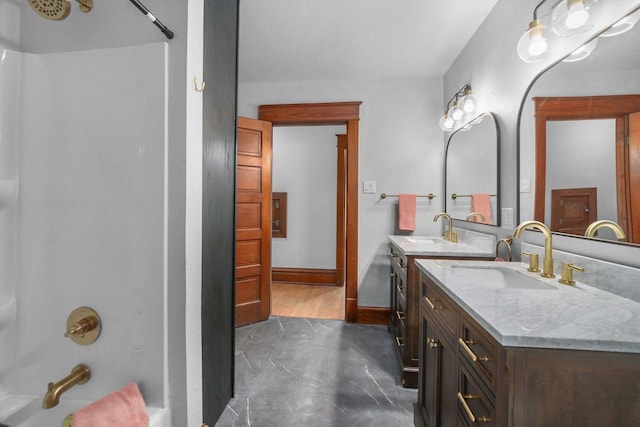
[0,38,172,426]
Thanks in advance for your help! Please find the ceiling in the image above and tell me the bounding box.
[238,0,499,83]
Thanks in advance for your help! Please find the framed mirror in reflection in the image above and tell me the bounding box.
[444,112,501,226]
[519,7,640,245]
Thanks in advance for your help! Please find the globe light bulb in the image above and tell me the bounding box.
[450,101,464,121]
[461,90,478,114]
[438,111,455,131]
[517,20,549,63]
[528,31,548,56]
[566,0,589,29]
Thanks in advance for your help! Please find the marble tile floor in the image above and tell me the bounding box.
[215,316,417,427]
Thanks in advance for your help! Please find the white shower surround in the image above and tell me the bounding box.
[0,43,171,425]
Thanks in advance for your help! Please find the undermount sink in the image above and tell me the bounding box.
[406,237,437,244]
[449,265,557,290]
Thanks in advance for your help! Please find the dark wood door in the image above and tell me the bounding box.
[235,116,272,327]
[202,0,238,423]
[550,187,597,235]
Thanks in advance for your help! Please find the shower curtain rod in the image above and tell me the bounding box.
[128,0,174,40]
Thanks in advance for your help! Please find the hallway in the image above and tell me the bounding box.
[215,317,417,426]
[271,283,345,320]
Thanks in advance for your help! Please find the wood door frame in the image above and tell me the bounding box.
[336,134,347,287]
[259,102,361,322]
[533,95,640,242]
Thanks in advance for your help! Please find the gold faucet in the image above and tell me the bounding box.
[466,212,486,222]
[42,364,90,409]
[495,237,513,261]
[513,220,555,278]
[559,262,584,286]
[584,220,626,240]
[434,212,457,242]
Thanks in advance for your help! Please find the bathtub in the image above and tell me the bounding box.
[0,395,171,427]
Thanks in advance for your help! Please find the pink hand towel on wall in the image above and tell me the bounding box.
[73,382,149,427]
[398,194,417,231]
[471,193,493,225]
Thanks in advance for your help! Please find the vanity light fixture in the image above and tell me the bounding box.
[438,84,481,132]
[517,18,550,63]
[517,0,552,64]
[551,0,601,36]
[518,0,603,63]
[438,110,456,131]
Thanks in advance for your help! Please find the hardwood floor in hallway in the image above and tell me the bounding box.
[271,283,345,320]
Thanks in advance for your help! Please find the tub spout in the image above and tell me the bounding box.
[42,364,91,409]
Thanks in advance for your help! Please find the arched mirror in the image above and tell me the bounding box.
[519,6,640,245]
[445,112,501,225]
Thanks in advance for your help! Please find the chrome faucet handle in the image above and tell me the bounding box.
[559,262,584,286]
[522,252,540,273]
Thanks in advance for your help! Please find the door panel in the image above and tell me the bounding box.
[550,187,597,235]
[236,116,272,327]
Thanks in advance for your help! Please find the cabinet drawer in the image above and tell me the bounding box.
[422,276,457,337]
[457,365,495,427]
[459,320,499,395]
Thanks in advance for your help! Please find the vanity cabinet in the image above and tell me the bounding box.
[388,242,492,388]
[414,270,640,427]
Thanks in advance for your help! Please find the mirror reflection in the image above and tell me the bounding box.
[445,112,500,225]
[519,8,640,245]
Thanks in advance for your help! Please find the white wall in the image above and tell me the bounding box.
[272,126,342,269]
[446,0,640,266]
[12,1,194,424]
[17,43,167,406]
[0,49,21,401]
[239,77,444,306]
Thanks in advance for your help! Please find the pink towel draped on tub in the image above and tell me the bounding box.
[471,193,493,225]
[73,382,149,427]
[398,194,417,231]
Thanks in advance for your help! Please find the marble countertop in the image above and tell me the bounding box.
[415,259,640,354]
[388,235,495,257]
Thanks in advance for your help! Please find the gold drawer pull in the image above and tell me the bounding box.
[425,296,442,310]
[457,392,491,423]
[395,336,405,347]
[459,338,490,362]
[427,338,439,349]
[396,310,405,321]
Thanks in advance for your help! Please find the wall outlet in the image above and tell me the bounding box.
[502,208,514,228]
[362,180,376,194]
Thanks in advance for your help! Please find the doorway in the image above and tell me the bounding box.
[259,102,361,323]
[234,103,360,324]
[270,126,346,320]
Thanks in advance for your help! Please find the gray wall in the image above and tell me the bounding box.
[446,0,640,267]
[272,126,342,270]
[239,77,444,307]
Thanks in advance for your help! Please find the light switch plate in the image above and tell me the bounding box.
[502,208,514,228]
[520,179,531,193]
[362,180,376,194]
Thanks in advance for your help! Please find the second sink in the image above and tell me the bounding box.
[449,265,557,290]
